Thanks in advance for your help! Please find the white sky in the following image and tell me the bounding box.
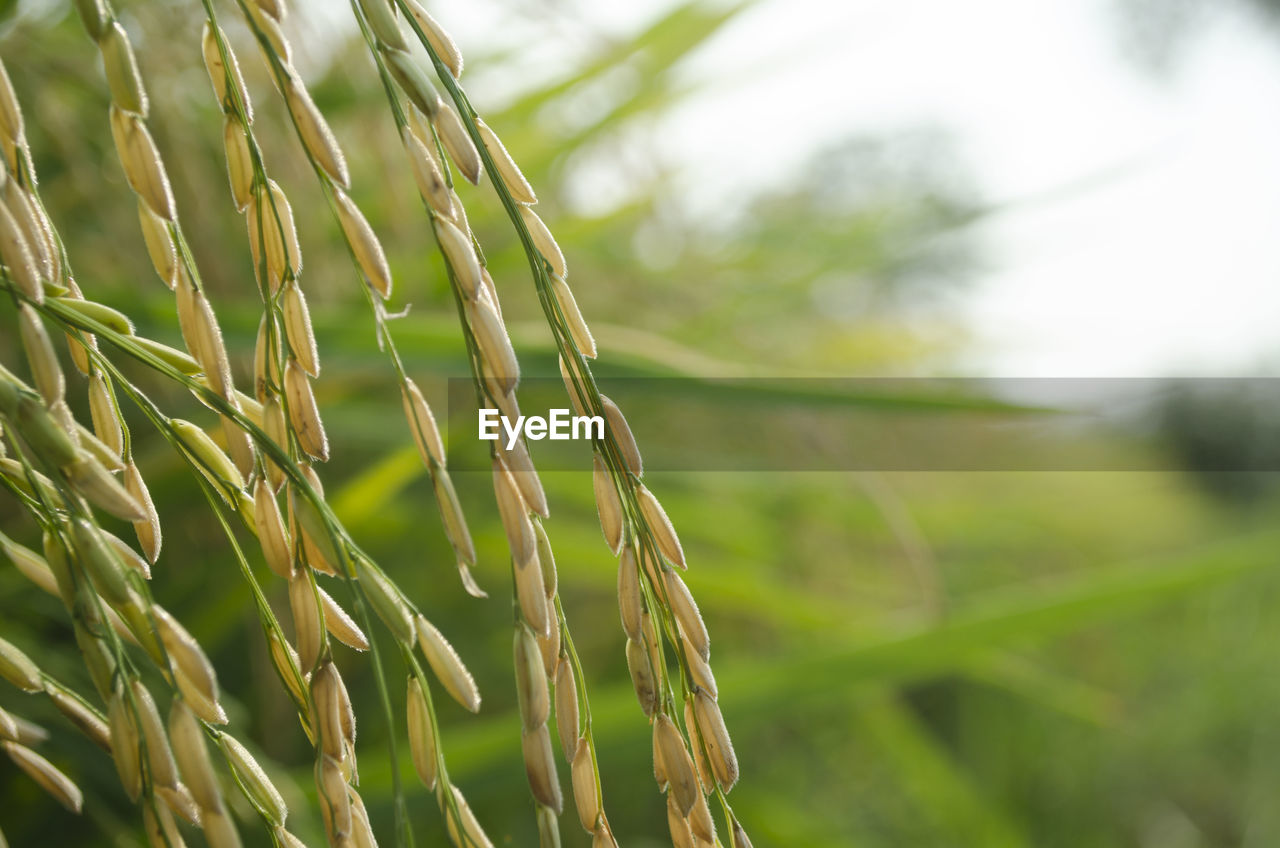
[432,0,1280,378]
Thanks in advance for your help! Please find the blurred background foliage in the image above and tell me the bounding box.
[2,0,1279,846]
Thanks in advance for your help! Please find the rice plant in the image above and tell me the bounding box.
[0,1,747,845]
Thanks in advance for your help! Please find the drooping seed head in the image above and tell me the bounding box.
[47,688,110,751]
[231,418,260,483]
[402,128,454,218]
[401,377,445,467]
[74,420,124,474]
[0,536,58,596]
[13,394,78,468]
[501,436,549,519]
[153,606,222,718]
[435,102,482,184]
[168,700,220,811]
[665,569,709,661]
[516,550,550,638]
[593,454,623,554]
[470,296,520,395]
[617,545,643,642]
[492,456,535,566]
[415,615,481,713]
[283,359,328,462]
[667,792,695,848]
[222,116,254,211]
[655,713,699,815]
[172,419,244,494]
[599,395,643,476]
[359,0,407,50]
[513,623,549,731]
[248,184,294,293]
[19,304,63,406]
[685,698,713,793]
[405,676,438,790]
[638,484,686,569]
[689,790,715,844]
[403,0,464,79]
[284,75,349,188]
[246,3,293,68]
[290,467,341,573]
[64,451,146,521]
[73,621,118,702]
[652,716,668,791]
[254,314,279,400]
[219,735,287,827]
[263,398,287,487]
[68,517,131,607]
[571,736,600,832]
[267,628,307,708]
[121,462,162,563]
[315,753,352,844]
[684,639,718,699]
[550,273,597,359]
[520,206,567,277]
[253,479,293,579]
[624,637,657,718]
[538,609,561,679]
[640,608,662,684]
[87,373,122,460]
[131,680,179,790]
[133,336,201,375]
[357,560,415,644]
[522,723,563,813]
[0,200,42,301]
[156,782,201,826]
[311,660,346,760]
[386,48,441,118]
[554,658,579,760]
[108,105,175,220]
[172,661,228,727]
[2,183,54,283]
[0,57,21,144]
[288,573,323,672]
[445,785,495,848]
[534,521,558,601]
[317,586,369,651]
[281,280,319,377]
[107,692,142,800]
[692,689,738,792]
[334,189,392,298]
[434,215,482,297]
[178,283,233,400]
[3,741,83,813]
[100,21,148,116]
[136,200,177,287]
[432,469,477,567]
[554,355,588,419]
[476,119,536,204]
[202,23,253,122]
